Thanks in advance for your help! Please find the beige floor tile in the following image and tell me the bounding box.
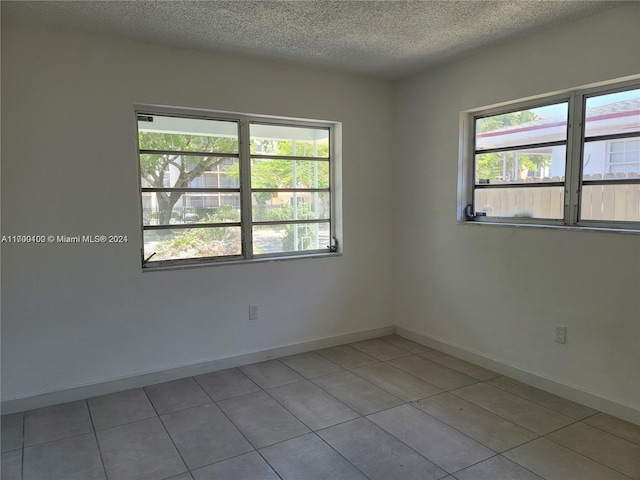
[504,437,629,480]
[380,335,432,353]
[217,391,310,448]
[267,380,360,430]
[144,378,211,415]
[192,451,278,480]
[88,388,156,431]
[453,455,543,480]
[547,422,640,479]
[195,368,261,401]
[239,360,303,389]
[318,417,446,480]
[352,362,442,401]
[583,412,640,445]
[161,403,253,470]
[488,376,598,420]
[350,339,412,360]
[388,355,477,390]
[1,413,23,452]
[453,383,573,435]
[368,404,495,473]
[24,401,94,447]
[415,392,538,452]
[23,433,106,480]
[419,350,499,381]
[280,352,343,378]
[312,371,404,415]
[1,449,22,480]
[260,433,368,480]
[97,417,186,480]
[316,344,379,369]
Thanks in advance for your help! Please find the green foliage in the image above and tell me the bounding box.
[475,110,551,182]
[250,138,329,158]
[155,227,240,260]
[139,132,238,153]
[141,129,329,257]
[139,132,239,224]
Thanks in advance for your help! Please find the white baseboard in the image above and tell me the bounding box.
[394,326,640,426]
[1,326,393,414]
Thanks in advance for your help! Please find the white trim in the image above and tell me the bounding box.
[394,326,640,426]
[459,77,640,230]
[136,104,342,269]
[0,326,393,414]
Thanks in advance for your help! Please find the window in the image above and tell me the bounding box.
[137,107,339,268]
[459,79,640,229]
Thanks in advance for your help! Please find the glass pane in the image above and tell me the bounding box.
[142,192,240,225]
[475,146,566,184]
[474,187,564,219]
[583,137,640,178]
[252,192,330,221]
[581,184,640,222]
[585,89,640,138]
[140,155,239,188]
[475,102,568,151]
[251,158,329,188]
[138,115,238,153]
[253,222,330,255]
[250,124,329,158]
[143,227,241,262]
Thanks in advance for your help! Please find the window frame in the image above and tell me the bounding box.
[458,77,640,231]
[135,104,341,269]
[606,139,640,175]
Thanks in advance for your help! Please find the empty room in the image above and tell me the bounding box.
[1,1,639,479]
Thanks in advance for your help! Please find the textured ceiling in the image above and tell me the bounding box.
[2,1,627,79]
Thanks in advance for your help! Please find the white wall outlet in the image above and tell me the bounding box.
[249,305,259,320]
[555,325,566,344]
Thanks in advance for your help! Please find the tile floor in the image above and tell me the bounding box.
[2,335,639,480]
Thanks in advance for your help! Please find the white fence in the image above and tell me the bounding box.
[475,173,640,221]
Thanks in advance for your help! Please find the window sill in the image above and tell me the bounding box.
[142,251,342,272]
[457,220,639,235]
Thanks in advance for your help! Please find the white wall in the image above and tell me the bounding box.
[1,23,395,402]
[393,3,640,418]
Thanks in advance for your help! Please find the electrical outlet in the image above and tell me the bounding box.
[555,325,566,344]
[249,305,259,320]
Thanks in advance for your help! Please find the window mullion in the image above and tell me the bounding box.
[565,92,584,226]
[239,120,253,259]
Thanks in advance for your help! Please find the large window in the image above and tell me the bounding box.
[460,79,640,229]
[137,107,338,268]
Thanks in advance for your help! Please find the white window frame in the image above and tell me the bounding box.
[136,104,341,269]
[607,139,640,174]
[458,77,640,231]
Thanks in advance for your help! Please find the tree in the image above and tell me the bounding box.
[476,111,551,182]
[139,132,238,224]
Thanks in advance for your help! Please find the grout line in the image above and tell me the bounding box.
[350,358,445,400]
[363,406,456,477]
[86,399,110,480]
[447,383,577,435]
[417,351,502,382]
[580,414,640,447]
[484,377,595,420]
[142,387,190,476]
[446,452,501,476]
[9,338,635,480]
[309,430,374,479]
[213,391,289,452]
[429,387,541,438]
[543,430,636,480]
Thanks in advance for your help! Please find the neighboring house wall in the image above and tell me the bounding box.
[1,22,395,403]
[394,2,640,420]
